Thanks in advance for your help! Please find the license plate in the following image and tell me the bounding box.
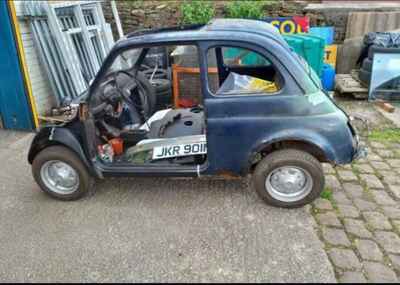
[152,142,207,160]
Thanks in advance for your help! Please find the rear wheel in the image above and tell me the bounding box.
[253,149,325,208]
[32,146,93,201]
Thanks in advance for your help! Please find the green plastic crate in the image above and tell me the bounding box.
[283,34,325,77]
[223,47,270,65]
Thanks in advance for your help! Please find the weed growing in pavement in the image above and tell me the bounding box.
[369,128,400,142]
[320,187,333,201]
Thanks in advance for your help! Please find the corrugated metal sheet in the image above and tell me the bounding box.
[346,12,400,39]
[14,1,54,116]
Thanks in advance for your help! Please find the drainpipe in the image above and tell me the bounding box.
[110,0,123,39]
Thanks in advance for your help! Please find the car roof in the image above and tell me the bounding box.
[204,18,281,37]
[122,19,286,46]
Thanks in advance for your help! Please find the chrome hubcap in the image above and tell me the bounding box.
[40,160,79,194]
[265,166,313,202]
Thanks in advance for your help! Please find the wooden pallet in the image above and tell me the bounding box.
[335,71,368,99]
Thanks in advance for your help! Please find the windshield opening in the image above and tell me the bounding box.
[106,48,143,76]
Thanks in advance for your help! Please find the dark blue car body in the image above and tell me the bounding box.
[28,19,361,178]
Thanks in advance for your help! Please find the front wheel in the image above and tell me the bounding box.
[253,149,325,208]
[32,146,93,201]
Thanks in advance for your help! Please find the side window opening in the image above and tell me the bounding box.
[207,46,283,96]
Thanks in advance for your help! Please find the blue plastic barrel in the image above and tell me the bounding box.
[309,27,334,45]
[321,64,335,91]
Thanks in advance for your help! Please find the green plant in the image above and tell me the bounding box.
[320,187,333,201]
[225,0,268,19]
[369,128,400,142]
[180,1,215,25]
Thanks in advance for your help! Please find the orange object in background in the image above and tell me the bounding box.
[178,98,197,108]
[109,138,124,155]
[172,64,218,108]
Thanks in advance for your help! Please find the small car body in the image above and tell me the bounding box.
[28,19,367,207]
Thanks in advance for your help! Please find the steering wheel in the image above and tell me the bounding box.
[91,69,156,128]
[112,70,153,123]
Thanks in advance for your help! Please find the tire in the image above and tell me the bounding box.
[142,68,168,80]
[136,71,157,117]
[361,57,372,72]
[150,78,171,93]
[32,145,94,201]
[253,149,325,208]
[155,91,172,110]
[156,91,172,103]
[358,68,371,85]
[368,45,400,60]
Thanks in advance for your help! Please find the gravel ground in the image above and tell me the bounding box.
[0,130,334,282]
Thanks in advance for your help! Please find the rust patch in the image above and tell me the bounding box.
[216,170,240,179]
[79,103,89,121]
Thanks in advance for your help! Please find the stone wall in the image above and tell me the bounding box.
[102,1,182,35]
[101,1,400,44]
[102,1,330,39]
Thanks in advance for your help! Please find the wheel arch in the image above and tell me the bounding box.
[246,135,337,174]
[28,127,98,177]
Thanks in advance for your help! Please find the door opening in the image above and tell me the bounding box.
[87,44,208,169]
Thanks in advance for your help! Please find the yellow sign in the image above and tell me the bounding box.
[324,45,337,69]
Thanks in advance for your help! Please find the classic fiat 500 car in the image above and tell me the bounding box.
[28,19,366,208]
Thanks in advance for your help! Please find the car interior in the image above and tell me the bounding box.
[88,44,282,166]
